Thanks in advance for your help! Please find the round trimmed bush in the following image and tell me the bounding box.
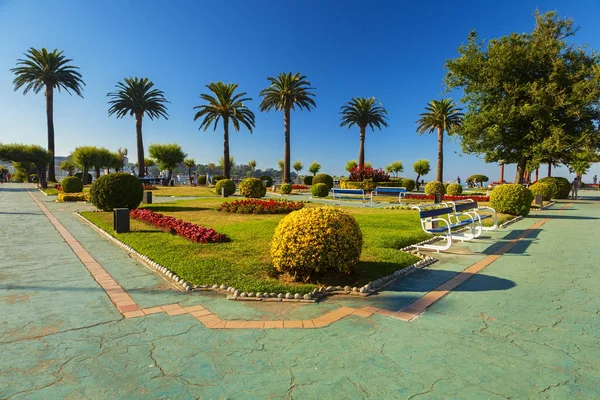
[537,177,571,199]
[270,207,363,281]
[425,181,446,196]
[311,183,329,197]
[260,175,273,187]
[211,175,226,185]
[238,177,266,198]
[61,176,83,193]
[90,172,143,211]
[529,182,553,201]
[74,172,93,184]
[280,183,292,194]
[214,179,236,196]
[313,173,334,189]
[446,183,463,196]
[197,175,207,185]
[401,178,416,192]
[490,183,534,216]
[303,175,313,185]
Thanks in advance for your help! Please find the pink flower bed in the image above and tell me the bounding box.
[404,194,490,202]
[130,208,230,243]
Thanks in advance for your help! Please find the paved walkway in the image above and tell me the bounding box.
[1,184,598,398]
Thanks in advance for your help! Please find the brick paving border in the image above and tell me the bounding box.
[26,190,571,329]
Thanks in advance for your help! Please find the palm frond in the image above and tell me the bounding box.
[193,81,255,133]
[415,98,464,135]
[107,77,169,120]
[259,72,316,112]
[339,97,389,131]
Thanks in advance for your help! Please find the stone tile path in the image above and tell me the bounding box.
[1,184,599,398]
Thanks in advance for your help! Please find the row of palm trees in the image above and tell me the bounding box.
[11,47,464,183]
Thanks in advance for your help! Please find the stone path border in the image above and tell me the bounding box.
[26,190,570,329]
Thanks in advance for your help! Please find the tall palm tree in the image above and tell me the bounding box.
[107,77,169,178]
[194,82,255,178]
[259,72,316,183]
[11,48,85,181]
[416,98,463,182]
[339,97,388,167]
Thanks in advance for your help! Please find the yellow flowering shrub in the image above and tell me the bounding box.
[270,207,363,281]
[58,192,90,202]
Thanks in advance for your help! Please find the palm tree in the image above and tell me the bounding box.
[194,82,255,178]
[107,77,169,178]
[183,158,196,185]
[259,72,316,183]
[339,97,389,167]
[416,98,463,182]
[11,48,85,181]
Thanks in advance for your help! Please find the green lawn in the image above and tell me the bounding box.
[81,198,430,294]
[149,185,220,197]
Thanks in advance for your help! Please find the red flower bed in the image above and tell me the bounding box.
[292,184,309,190]
[130,209,229,243]
[219,199,304,214]
[348,166,391,182]
[404,194,490,202]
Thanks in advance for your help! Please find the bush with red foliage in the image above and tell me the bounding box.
[219,199,304,214]
[291,184,309,190]
[130,209,229,243]
[348,166,391,183]
[404,194,490,202]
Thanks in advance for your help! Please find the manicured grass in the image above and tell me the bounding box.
[42,186,91,196]
[81,198,428,294]
[149,185,221,197]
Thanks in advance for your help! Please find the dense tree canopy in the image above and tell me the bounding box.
[445,11,600,183]
[0,143,52,187]
[148,143,186,185]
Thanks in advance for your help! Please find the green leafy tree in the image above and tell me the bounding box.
[219,156,235,172]
[114,147,128,172]
[385,164,393,174]
[277,160,285,173]
[259,72,316,183]
[148,143,186,185]
[59,160,76,176]
[194,82,255,179]
[0,143,52,188]
[364,162,373,169]
[292,160,303,175]
[143,158,156,176]
[445,11,600,184]
[416,99,463,182]
[308,162,321,176]
[183,158,196,184]
[345,160,358,172]
[107,77,169,178]
[248,159,257,172]
[72,146,101,184]
[93,148,114,178]
[340,97,389,167]
[11,48,85,182]
[390,160,404,177]
[413,159,431,190]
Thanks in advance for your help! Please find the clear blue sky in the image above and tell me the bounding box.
[1,0,599,182]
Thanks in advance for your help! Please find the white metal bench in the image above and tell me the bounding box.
[446,199,498,233]
[412,205,477,252]
[370,186,407,205]
[331,188,366,205]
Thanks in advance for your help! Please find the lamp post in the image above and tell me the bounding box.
[499,161,505,183]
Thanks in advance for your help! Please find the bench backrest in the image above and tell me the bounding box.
[419,206,454,219]
[374,187,406,194]
[455,201,478,213]
[333,188,364,194]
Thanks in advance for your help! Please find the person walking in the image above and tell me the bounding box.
[457,176,461,185]
[193,173,198,187]
[206,172,211,187]
[571,177,580,200]
[593,175,597,185]
[6,172,11,182]
[190,173,196,187]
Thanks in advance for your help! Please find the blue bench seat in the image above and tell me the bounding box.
[369,186,407,205]
[331,188,366,204]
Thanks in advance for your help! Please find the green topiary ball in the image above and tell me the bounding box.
[311,183,330,197]
[270,207,363,281]
[537,177,570,199]
[214,179,236,196]
[490,183,534,216]
[401,178,416,192]
[74,172,93,184]
[529,182,553,201]
[280,183,292,194]
[197,175,207,185]
[90,172,143,211]
[425,181,446,196]
[211,175,226,185]
[260,175,273,187]
[61,176,84,193]
[313,173,334,189]
[238,177,266,198]
[303,175,313,185]
[446,183,463,195]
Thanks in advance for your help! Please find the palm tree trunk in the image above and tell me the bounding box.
[37,163,48,189]
[95,167,100,179]
[436,126,444,182]
[284,106,291,183]
[515,159,527,184]
[223,117,230,179]
[358,126,366,167]
[45,85,56,182]
[135,113,145,178]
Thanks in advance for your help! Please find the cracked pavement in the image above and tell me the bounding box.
[1,184,599,398]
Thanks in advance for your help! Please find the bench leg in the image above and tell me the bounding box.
[414,234,452,252]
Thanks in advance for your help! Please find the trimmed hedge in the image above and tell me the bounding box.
[401,178,416,192]
[490,183,534,216]
[90,173,143,211]
[425,181,446,196]
[58,192,89,202]
[340,180,364,190]
[537,177,571,199]
[212,175,226,184]
[238,177,266,198]
[61,176,83,193]
[374,181,406,188]
[260,175,273,187]
[529,182,553,201]
[303,175,313,185]
[280,183,292,194]
[214,179,236,196]
[198,175,207,185]
[313,173,334,189]
[446,183,463,195]
[74,172,93,184]
[311,183,330,197]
